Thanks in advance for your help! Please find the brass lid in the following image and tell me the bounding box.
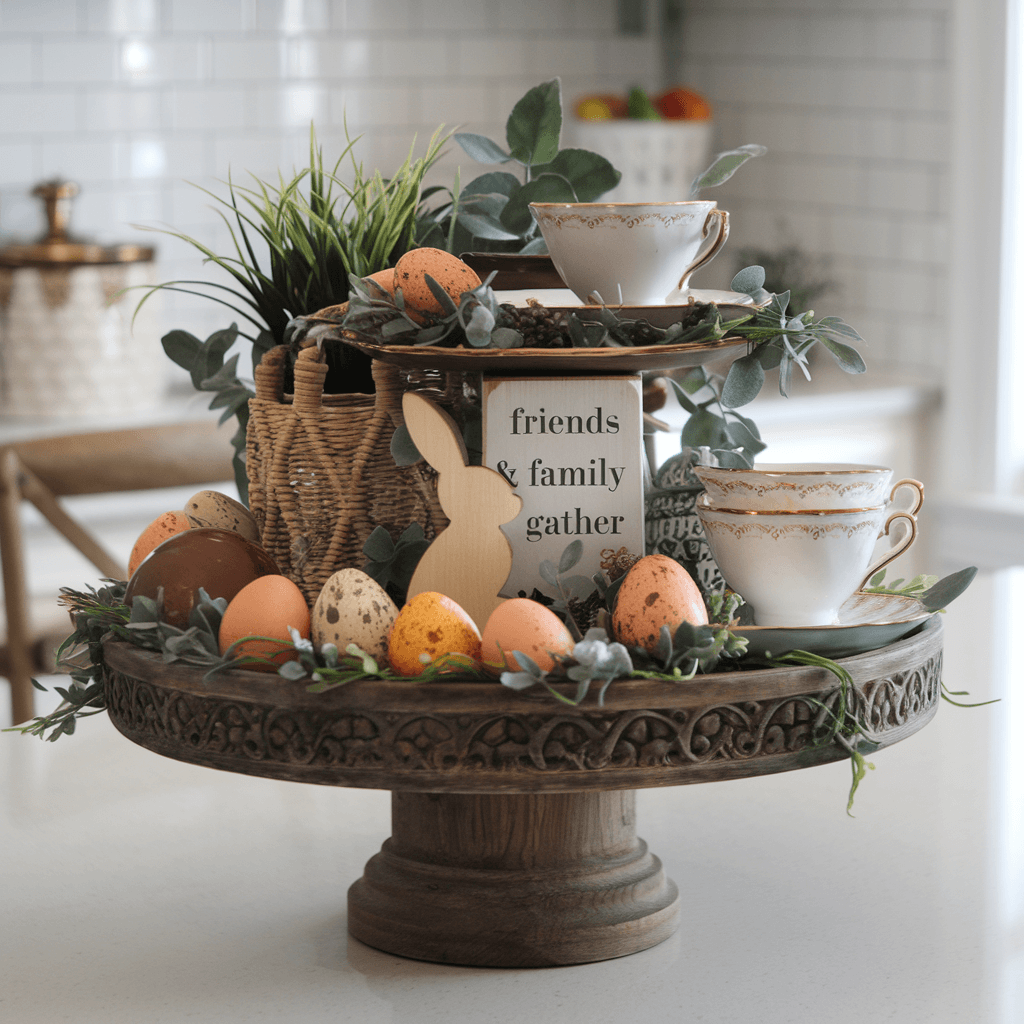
[0,180,154,267]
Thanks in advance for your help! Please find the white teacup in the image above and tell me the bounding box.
[695,500,918,628]
[529,200,729,306]
[693,463,924,514]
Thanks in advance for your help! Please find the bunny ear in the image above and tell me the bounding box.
[402,392,469,474]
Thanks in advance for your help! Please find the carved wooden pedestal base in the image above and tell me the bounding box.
[102,619,942,968]
[348,790,678,967]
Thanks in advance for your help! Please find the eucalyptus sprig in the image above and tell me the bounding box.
[2,581,131,742]
[418,78,620,255]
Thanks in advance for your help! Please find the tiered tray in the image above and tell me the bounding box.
[101,616,942,967]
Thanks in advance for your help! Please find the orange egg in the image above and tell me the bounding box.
[393,248,481,320]
[480,598,574,674]
[612,554,708,653]
[219,574,311,672]
[128,511,193,578]
[363,267,396,299]
[387,591,481,677]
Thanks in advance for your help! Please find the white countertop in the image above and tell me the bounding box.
[1,567,1020,1024]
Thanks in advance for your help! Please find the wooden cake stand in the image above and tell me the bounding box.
[101,617,942,968]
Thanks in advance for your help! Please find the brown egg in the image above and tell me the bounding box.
[393,248,481,320]
[183,490,260,544]
[128,511,193,578]
[480,598,574,674]
[125,528,280,628]
[612,554,708,653]
[219,575,310,671]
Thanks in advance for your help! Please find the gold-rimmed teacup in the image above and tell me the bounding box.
[694,498,918,628]
[693,463,924,514]
[529,200,729,305]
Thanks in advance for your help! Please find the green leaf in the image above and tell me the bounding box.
[532,149,621,202]
[731,266,766,296]
[457,211,522,241]
[490,327,523,349]
[362,525,396,563]
[390,424,422,466]
[461,171,522,198]
[757,343,784,370]
[500,174,577,234]
[506,79,562,166]
[690,144,767,195]
[714,449,753,468]
[724,418,767,454]
[818,336,867,374]
[667,376,699,414]
[558,539,584,575]
[201,324,238,381]
[920,566,978,612]
[455,133,512,165]
[518,235,549,255]
[161,330,205,387]
[721,353,765,409]
[423,274,460,315]
[681,407,728,449]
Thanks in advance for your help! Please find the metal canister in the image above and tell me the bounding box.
[0,180,166,417]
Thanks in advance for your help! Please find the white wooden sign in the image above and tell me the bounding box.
[482,375,645,599]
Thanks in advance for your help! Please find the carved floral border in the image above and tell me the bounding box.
[104,653,941,778]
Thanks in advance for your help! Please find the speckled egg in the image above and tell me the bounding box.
[480,598,574,674]
[183,490,260,545]
[311,568,398,663]
[387,591,481,677]
[127,511,193,578]
[392,248,481,320]
[125,528,280,629]
[218,574,310,671]
[612,554,708,653]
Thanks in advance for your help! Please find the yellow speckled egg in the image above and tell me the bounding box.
[612,554,708,653]
[393,248,481,320]
[183,490,260,545]
[480,598,574,674]
[127,511,193,578]
[219,575,310,671]
[311,569,398,663]
[387,592,481,677]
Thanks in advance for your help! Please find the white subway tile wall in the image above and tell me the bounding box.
[0,0,952,376]
[0,0,645,342]
[676,0,953,376]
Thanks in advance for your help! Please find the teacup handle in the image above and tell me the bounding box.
[677,208,730,290]
[858,511,918,590]
[889,478,924,516]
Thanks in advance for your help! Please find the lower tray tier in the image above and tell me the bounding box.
[101,617,942,794]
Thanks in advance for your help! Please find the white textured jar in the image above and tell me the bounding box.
[0,181,167,418]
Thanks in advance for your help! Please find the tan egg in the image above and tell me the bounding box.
[183,490,260,545]
[612,554,708,653]
[393,248,481,321]
[311,568,398,663]
[362,268,396,298]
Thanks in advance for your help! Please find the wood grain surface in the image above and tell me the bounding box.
[347,789,679,966]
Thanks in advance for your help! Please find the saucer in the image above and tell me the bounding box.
[732,592,934,659]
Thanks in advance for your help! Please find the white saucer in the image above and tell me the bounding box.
[494,287,757,308]
[733,592,933,659]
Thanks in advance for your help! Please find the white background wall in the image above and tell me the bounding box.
[0,0,955,375]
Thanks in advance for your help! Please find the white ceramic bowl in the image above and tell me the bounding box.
[693,462,924,514]
[695,500,918,628]
[528,200,729,306]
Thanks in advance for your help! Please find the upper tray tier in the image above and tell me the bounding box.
[341,334,750,373]
[102,617,941,794]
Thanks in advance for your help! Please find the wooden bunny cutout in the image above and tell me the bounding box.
[403,392,522,627]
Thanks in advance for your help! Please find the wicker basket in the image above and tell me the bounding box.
[246,344,452,604]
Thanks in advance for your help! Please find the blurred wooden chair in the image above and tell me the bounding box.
[0,420,235,724]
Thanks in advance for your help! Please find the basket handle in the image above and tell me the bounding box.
[254,345,288,403]
[293,345,328,414]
